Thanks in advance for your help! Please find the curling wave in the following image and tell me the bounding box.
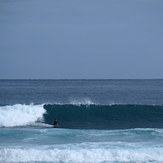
[1,103,163,129]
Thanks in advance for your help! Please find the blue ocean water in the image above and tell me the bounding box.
[0,79,163,163]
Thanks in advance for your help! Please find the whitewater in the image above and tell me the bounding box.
[0,104,45,127]
[0,79,163,163]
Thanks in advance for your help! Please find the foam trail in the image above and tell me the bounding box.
[0,146,163,163]
[0,104,46,127]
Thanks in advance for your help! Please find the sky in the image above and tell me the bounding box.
[0,0,163,79]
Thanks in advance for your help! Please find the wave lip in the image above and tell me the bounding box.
[0,104,46,127]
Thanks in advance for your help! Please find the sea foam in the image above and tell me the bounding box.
[70,99,95,106]
[0,104,46,127]
[0,146,163,163]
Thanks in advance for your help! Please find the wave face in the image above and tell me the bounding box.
[44,104,163,129]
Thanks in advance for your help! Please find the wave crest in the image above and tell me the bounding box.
[70,99,95,105]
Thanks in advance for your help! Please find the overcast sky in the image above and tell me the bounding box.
[0,0,163,79]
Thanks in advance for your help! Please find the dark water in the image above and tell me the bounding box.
[1,79,163,163]
[44,104,163,129]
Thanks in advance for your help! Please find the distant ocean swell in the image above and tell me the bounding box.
[1,103,163,129]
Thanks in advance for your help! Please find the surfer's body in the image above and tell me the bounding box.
[52,119,58,128]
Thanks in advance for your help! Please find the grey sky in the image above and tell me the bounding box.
[0,0,163,79]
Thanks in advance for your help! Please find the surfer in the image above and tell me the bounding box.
[52,119,58,127]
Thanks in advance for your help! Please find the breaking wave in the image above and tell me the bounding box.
[0,104,45,127]
[1,103,163,129]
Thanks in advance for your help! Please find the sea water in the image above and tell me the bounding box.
[0,79,163,163]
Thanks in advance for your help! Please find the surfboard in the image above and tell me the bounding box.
[53,124,59,128]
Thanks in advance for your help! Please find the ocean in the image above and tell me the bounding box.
[0,79,163,163]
